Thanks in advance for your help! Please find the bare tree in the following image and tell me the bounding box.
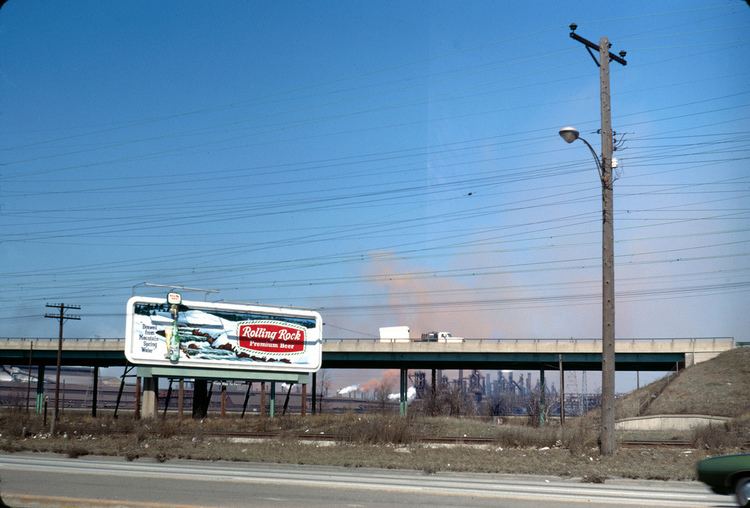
[317,369,332,412]
[526,388,551,427]
[373,379,393,414]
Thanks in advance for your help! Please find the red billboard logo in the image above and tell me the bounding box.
[237,321,306,355]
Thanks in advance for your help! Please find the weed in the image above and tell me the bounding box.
[563,421,598,456]
[581,474,607,483]
[691,421,747,451]
[0,410,36,438]
[422,464,438,475]
[66,446,89,459]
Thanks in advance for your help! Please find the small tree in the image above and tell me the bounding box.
[317,369,331,413]
[373,379,393,414]
[526,388,551,427]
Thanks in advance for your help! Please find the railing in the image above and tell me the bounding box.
[0,336,733,343]
[0,336,734,353]
[320,337,734,346]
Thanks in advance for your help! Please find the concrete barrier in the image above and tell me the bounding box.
[615,414,730,432]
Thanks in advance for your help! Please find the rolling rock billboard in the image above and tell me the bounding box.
[125,296,322,373]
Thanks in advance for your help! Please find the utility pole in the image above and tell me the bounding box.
[45,303,81,434]
[568,24,627,456]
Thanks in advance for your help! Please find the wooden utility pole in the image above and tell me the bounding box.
[44,303,80,435]
[177,379,184,418]
[559,354,565,426]
[598,35,617,457]
[568,24,626,456]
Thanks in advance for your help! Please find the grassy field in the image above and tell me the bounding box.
[1,411,747,481]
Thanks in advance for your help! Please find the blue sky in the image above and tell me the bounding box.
[1,1,749,392]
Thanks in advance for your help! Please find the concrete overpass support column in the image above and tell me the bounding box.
[539,369,546,426]
[399,368,407,417]
[260,382,267,417]
[91,367,99,418]
[35,365,45,414]
[269,382,276,418]
[141,376,158,419]
[430,370,437,416]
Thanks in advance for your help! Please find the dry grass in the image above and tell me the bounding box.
[2,347,749,484]
[0,426,720,480]
[691,412,750,451]
[615,348,750,419]
[615,375,673,420]
[1,410,746,480]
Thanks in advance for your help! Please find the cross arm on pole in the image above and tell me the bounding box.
[569,30,627,66]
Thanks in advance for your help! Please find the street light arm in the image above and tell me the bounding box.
[578,136,603,180]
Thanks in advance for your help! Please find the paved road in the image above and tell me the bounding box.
[0,453,732,508]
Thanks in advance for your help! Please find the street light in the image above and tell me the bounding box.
[558,126,579,143]
[559,124,616,456]
[559,127,602,178]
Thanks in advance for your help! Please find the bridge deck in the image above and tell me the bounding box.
[0,337,734,372]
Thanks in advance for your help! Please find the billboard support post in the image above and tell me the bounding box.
[241,382,252,418]
[220,383,227,417]
[177,379,184,418]
[311,372,317,415]
[282,383,293,416]
[193,379,208,419]
[142,376,157,419]
[134,377,141,420]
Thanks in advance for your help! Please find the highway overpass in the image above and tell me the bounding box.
[0,336,735,371]
[0,336,735,418]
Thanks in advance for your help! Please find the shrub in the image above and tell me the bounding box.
[562,420,598,455]
[66,446,89,459]
[335,414,414,444]
[691,422,746,451]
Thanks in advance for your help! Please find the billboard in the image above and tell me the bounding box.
[125,296,322,373]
